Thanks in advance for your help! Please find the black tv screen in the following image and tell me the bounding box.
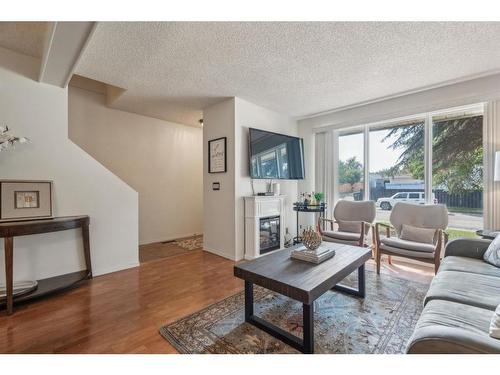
[249,128,305,179]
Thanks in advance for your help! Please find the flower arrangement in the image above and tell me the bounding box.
[0,125,29,152]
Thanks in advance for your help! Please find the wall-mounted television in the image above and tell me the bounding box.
[248,128,305,180]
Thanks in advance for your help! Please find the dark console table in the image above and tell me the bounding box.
[0,215,91,315]
[292,202,327,244]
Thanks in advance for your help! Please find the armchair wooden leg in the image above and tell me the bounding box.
[433,230,443,275]
[376,248,381,275]
[434,255,440,275]
[388,255,392,265]
[371,229,376,258]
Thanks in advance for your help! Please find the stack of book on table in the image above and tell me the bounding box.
[291,245,335,264]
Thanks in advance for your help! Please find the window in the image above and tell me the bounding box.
[329,103,484,240]
[432,108,484,237]
[369,119,424,222]
[338,131,364,201]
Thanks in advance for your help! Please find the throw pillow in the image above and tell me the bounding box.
[483,234,500,268]
[400,224,435,244]
[490,304,500,339]
[337,220,362,234]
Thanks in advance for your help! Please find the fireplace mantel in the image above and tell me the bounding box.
[244,195,286,260]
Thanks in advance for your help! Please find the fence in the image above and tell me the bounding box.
[366,187,482,209]
[434,190,482,209]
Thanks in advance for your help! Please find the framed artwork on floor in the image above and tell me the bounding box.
[208,137,227,173]
[0,180,53,222]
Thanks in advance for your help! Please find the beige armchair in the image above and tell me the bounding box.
[374,202,448,274]
[318,200,376,247]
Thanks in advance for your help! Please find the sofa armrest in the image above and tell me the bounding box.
[444,238,491,259]
[407,326,500,354]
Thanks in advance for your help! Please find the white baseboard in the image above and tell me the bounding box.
[93,261,140,276]
[203,246,236,261]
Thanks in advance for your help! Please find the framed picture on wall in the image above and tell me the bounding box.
[0,180,53,222]
[208,137,227,173]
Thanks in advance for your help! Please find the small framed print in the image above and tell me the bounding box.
[208,137,227,173]
[15,191,40,209]
[0,180,53,222]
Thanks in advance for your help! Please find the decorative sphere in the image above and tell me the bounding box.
[302,227,322,251]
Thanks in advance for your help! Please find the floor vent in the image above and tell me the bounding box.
[161,240,176,244]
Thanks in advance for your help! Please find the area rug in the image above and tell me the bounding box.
[174,235,203,250]
[159,270,429,354]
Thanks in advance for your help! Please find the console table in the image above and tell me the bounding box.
[0,215,91,315]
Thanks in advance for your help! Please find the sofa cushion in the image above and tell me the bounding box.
[440,256,500,278]
[406,300,500,353]
[483,234,500,268]
[400,224,436,244]
[378,244,435,259]
[380,237,435,253]
[322,230,360,241]
[321,231,360,246]
[321,237,360,246]
[424,270,500,311]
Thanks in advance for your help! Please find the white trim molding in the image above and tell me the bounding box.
[484,101,500,230]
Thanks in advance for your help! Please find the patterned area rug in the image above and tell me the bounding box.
[174,236,203,250]
[159,270,429,354]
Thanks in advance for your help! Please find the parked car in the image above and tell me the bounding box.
[376,192,437,210]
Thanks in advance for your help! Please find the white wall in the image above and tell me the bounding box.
[234,98,298,260]
[0,47,139,280]
[69,87,203,245]
[203,97,299,261]
[203,99,236,259]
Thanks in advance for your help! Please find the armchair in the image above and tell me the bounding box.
[374,202,448,274]
[318,200,376,247]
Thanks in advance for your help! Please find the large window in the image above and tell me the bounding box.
[338,130,364,201]
[432,109,483,237]
[330,104,484,238]
[369,120,425,224]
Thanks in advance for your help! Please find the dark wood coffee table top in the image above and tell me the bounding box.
[234,243,371,304]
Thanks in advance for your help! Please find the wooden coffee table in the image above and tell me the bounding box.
[233,243,372,354]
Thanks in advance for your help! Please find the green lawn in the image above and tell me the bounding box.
[447,207,483,215]
[445,227,479,241]
[375,221,478,242]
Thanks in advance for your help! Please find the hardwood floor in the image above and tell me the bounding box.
[0,250,241,353]
[139,235,203,263]
[0,250,432,353]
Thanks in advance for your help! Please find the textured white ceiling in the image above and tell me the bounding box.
[76,22,500,126]
[0,22,50,58]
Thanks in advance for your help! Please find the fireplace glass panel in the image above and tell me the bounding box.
[259,216,280,254]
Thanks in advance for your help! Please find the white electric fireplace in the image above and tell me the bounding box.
[244,195,285,260]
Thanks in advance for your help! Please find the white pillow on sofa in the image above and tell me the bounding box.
[483,234,500,268]
[490,304,500,339]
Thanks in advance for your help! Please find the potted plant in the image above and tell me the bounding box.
[314,192,324,204]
